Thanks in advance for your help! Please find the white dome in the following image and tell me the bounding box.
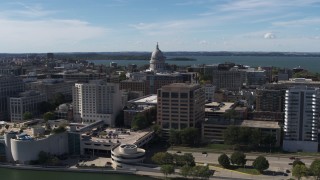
[150,43,165,62]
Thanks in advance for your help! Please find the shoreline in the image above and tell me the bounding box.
[0,163,163,179]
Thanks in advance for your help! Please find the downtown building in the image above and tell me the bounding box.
[0,75,25,121]
[72,80,122,126]
[9,91,47,122]
[283,86,319,152]
[157,83,205,131]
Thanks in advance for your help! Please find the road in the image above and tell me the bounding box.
[168,150,316,179]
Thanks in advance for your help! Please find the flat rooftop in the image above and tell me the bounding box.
[241,120,280,129]
[87,128,152,145]
[128,94,157,105]
[205,102,234,113]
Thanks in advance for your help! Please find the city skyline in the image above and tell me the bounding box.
[0,0,320,53]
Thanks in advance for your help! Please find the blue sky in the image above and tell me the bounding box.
[0,0,319,53]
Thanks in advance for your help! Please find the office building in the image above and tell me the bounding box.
[157,83,205,130]
[9,91,47,122]
[256,89,283,112]
[0,76,24,121]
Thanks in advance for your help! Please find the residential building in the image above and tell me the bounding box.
[256,89,283,112]
[72,80,122,126]
[157,83,205,131]
[283,86,319,152]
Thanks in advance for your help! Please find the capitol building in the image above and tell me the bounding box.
[149,43,166,73]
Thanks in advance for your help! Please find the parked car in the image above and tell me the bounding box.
[289,156,295,160]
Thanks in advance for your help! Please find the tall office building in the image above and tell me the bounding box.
[72,80,122,126]
[0,75,24,121]
[283,86,319,152]
[157,83,205,131]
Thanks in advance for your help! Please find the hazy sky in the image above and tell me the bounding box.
[0,0,320,53]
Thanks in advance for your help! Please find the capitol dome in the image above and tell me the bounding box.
[151,43,165,62]
[149,43,166,72]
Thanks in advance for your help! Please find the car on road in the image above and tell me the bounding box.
[176,151,181,153]
[289,156,295,160]
[286,169,291,173]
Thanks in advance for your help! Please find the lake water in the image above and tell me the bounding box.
[88,56,320,72]
[0,167,157,180]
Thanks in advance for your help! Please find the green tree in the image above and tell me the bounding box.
[252,156,269,173]
[152,124,162,139]
[174,153,195,167]
[151,152,174,165]
[38,101,54,114]
[293,160,305,167]
[230,151,246,166]
[292,164,308,180]
[23,112,33,120]
[38,151,49,164]
[115,110,124,127]
[52,125,66,134]
[160,164,174,179]
[5,124,10,130]
[218,153,230,169]
[223,126,240,145]
[43,112,55,121]
[180,165,192,178]
[169,129,181,145]
[52,93,66,107]
[131,114,149,130]
[180,127,201,146]
[310,159,320,180]
[191,165,213,180]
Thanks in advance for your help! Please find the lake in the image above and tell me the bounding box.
[87,56,320,72]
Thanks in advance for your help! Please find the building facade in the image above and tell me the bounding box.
[157,83,205,131]
[72,80,122,126]
[0,76,25,121]
[9,91,47,122]
[256,89,283,112]
[283,86,319,152]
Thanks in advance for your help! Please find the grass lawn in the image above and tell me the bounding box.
[235,167,260,175]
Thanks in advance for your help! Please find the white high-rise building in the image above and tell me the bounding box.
[283,86,319,152]
[72,80,122,126]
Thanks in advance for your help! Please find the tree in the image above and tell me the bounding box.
[131,114,149,130]
[160,164,174,179]
[5,124,9,130]
[52,93,66,107]
[174,153,195,167]
[230,151,246,166]
[293,160,305,167]
[23,111,33,120]
[292,164,308,180]
[43,112,55,121]
[115,110,124,127]
[223,126,240,145]
[310,159,320,180]
[180,165,192,178]
[169,129,181,145]
[191,165,214,180]
[180,127,201,146]
[119,72,127,81]
[252,156,269,173]
[151,152,174,165]
[38,101,54,114]
[218,153,230,169]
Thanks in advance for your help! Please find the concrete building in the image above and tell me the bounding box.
[244,68,266,87]
[212,69,245,90]
[2,131,68,164]
[120,80,146,95]
[111,144,145,168]
[256,89,283,112]
[283,86,319,152]
[26,79,75,101]
[157,83,205,131]
[9,91,47,122]
[0,76,25,121]
[145,73,184,95]
[204,84,215,102]
[123,95,157,127]
[72,80,122,126]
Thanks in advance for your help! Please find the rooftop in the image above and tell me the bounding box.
[240,120,280,129]
[205,102,234,113]
[128,94,157,105]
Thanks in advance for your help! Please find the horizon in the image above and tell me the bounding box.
[0,0,320,53]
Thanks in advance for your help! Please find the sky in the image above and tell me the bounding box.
[0,0,320,53]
